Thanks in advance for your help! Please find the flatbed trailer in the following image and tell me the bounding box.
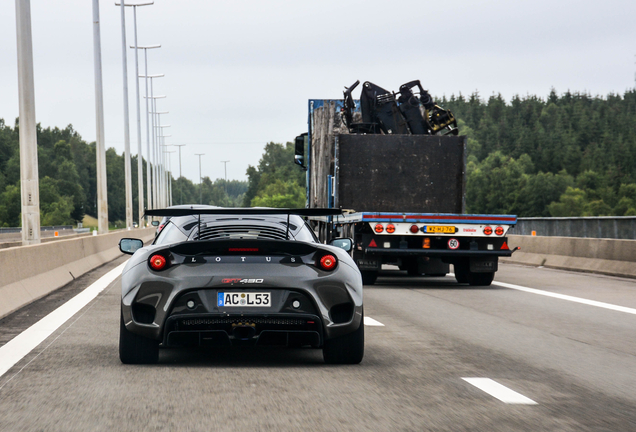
[295,99,517,286]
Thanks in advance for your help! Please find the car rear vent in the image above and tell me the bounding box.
[196,224,288,241]
[132,303,156,324]
[329,303,354,324]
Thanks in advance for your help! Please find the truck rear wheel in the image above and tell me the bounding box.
[361,271,378,285]
[454,264,469,284]
[468,272,494,286]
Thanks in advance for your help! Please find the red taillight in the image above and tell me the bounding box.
[228,248,259,252]
[374,224,384,233]
[149,254,167,271]
[319,254,337,271]
[483,226,493,235]
[386,224,396,233]
[410,225,419,233]
[158,224,165,232]
[495,226,504,236]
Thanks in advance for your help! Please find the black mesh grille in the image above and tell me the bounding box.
[180,317,306,327]
[196,224,288,241]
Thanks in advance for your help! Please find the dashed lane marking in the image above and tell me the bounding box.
[364,317,385,326]
[0,261,127,380]
[492,280,636,315]
[462,378,537,405]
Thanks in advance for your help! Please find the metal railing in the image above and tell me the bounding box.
[0,226,74,234]
[508,217,636,240]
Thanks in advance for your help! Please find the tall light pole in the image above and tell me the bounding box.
[164,150,175,206]
[137,52,160,215]
[15,0,40,245]
[146,97,165,208]
[117,1,153,229]
[157,124,170,207]
[174,144,186,204]
[195,153,205,205]
[92,0,108,234]
[117,0,133,230]
[221,160,230,198]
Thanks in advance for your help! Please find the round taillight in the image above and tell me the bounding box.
[386,224,396,233]
[374,224,384,233]
[149,254,167,271]
[410,225,419,233]
[495,226,504,236]
[483,226,493,235]
[319,254,337,271]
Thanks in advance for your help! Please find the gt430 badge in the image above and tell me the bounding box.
[221,278,264,284]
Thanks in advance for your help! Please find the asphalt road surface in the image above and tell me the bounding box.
[1,259,636,431]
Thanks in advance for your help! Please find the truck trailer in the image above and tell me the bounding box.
[295,98,517,286]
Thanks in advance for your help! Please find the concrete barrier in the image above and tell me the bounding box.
[501,235,636,279]
[0,228,155,319]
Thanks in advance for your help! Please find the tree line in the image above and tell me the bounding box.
[0,119,246,228]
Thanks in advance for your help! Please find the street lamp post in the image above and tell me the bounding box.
[164,150,176,206]
[15,0,40,245]
[157,124,170,207]
[92,0,108,234]
[117,0,133,230]
[136,52,161,216]
[174,144,186,204]
[195,153,205,204]
[221,160,230,198]
[145,97,165,208]
[116,1,153,228]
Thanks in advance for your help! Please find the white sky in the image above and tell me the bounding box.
[1,0,635,183]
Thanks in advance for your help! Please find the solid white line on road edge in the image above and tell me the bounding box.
[462,378,537,405]
[364,317,385,326]
[492,280,636,315]
[0,261,127,380]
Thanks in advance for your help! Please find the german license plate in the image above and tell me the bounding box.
[423,225,456,234]
[218,292,271,307]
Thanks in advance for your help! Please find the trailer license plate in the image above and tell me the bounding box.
[218,292,271,307]
[424,225,456,234]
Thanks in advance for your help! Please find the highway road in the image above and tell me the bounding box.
[1,258,636,431]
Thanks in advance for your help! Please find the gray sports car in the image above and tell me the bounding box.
[118,208,364,365]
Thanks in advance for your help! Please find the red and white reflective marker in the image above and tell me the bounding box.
[448,238,460,249]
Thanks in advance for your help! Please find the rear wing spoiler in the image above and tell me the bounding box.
[144,208,343,218]
[144,207,343,240]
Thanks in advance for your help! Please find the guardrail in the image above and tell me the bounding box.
[0,225,73,234]
[508,217,636,240]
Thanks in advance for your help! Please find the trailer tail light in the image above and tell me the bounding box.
[410,225,419,234]
[483,226,493,235]
[374,224,384,233]
[423,237,431,249]
[149,254,167,271]
[386,224,396,233]
[318,254,337,271]
[495,226,504,236]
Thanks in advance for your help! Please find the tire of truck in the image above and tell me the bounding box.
[468,271,495,286]
[323,314,364,365]
[119,313,159,364]
[407,267,422,276]
[454,264,469,284]
[361,271,378,285]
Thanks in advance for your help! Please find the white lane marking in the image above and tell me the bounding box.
[0,261,126,380]
[462,378,537,405]
[492,280,636,315]
[364,316,385,326]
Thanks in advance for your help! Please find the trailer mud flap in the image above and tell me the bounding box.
[470,257,498,273]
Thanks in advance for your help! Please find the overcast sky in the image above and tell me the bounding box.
[1,0,635,183]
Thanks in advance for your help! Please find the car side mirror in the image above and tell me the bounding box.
[119,238,144,255]
[329,238,353,252]
[151,220,159,227]
[294,133,307,171]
